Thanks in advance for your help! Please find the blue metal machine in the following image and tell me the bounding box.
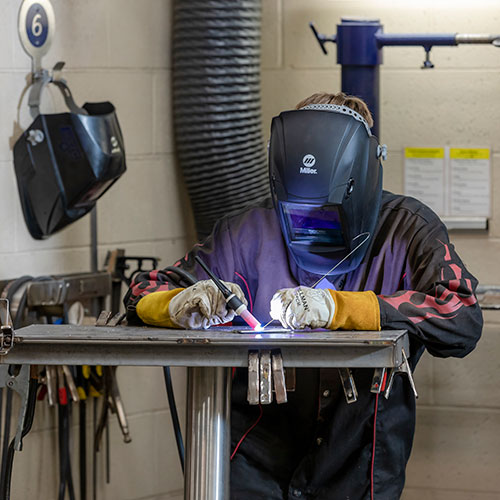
[311,18,500,137]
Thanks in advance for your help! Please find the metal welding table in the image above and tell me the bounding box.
[2,325,409,500]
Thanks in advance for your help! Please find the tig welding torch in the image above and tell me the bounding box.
[194,255,261,330]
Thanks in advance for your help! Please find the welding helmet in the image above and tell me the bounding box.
[13,78,126,239]
[269,103,384,275]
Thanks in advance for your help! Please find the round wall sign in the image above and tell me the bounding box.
[18,0,55,69]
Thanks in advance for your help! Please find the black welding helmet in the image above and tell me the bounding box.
[269,103,384,275]
[13,78,126,239]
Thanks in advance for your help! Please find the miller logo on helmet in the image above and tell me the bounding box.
[302,154,316,167]
[300,154,317,174]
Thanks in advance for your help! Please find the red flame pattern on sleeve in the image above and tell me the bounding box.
[380,242,477,325]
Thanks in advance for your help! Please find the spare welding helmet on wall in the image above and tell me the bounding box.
[269,103,384,276]
[13,77,126,239]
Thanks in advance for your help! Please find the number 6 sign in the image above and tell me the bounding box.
[18,0,56,72]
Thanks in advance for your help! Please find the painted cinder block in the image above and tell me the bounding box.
[153,70,174,155]
[405,407,500,492]
[402,487,500,500]
[432,323,500,408]
[450,235,500,286]
[106,0,172,70]
[381,69,500,151]
[261,68,342,132]
[97,155,186,244]
[381,150,404,195]
[0,72,34,162]
[116,366,187,416]
[0,1,16,69]
[0,247,92,281]
[413,350,435,407]
[0,164,20,253]
[45,0,108,69]
[95,411,185,500]
[262,0,283,69]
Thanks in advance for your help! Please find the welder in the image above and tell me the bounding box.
[124,92,483,500]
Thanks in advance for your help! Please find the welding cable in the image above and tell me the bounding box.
[0,385,13,493]
[58,402,76,500]
[62,303,88,500]
[163,367,185,472]
[77,367,87,500]
[44,313,75,500]
[161,266,196,473]
[230,404,263,461]
[92,398,97,500]
[0,376,39,500]
[163,266,197,288]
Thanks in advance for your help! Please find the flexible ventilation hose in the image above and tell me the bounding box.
[173,0,269,238]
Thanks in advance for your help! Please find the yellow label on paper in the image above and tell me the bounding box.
[450,148,490,160]
[404,148,444,159]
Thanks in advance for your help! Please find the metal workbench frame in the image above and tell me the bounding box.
[4,325,408,368]
[4,324,409,500]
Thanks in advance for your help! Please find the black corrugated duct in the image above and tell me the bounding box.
[173,0,269,238]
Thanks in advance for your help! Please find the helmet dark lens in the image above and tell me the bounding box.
[281,202,345,246]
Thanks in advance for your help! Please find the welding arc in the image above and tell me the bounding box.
[261,232,371,329]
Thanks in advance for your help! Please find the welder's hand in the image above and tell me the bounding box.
[269,286,335,330]
[169,280,247,329]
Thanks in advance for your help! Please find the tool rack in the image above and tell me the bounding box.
[0,307,411,500]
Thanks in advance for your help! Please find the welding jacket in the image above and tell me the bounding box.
[124,191,483,500]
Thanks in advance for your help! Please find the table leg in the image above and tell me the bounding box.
[185,367,231,500]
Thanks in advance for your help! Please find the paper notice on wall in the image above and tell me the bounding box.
[404,148,446,215]
[404,147,491,218]
[449,148,490,217]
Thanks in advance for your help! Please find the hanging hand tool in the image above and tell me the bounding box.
[46,365,58,406]
[58,398,76,500]
[0,367,39,500]
[107,367,131,443]
[62,365,79,403]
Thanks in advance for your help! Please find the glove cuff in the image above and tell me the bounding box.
[326,290,381,331]
[136,289,185,327]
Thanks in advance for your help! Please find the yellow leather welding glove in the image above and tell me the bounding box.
[269,287,380,331]
[136,280,247,329]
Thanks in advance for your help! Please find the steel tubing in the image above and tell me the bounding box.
[185,367,232,500]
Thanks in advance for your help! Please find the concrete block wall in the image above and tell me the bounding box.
[2,0,500,498]
[1,0,191,498]
[260,1,500,498]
